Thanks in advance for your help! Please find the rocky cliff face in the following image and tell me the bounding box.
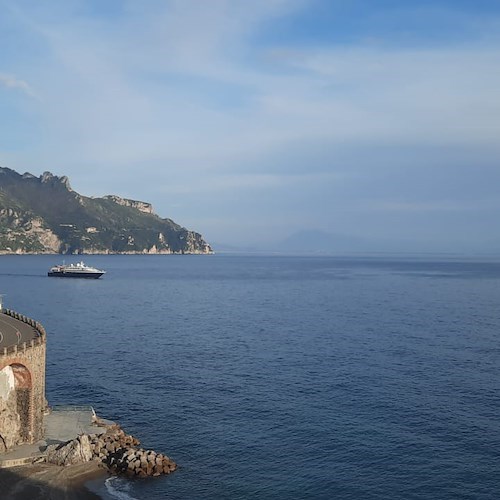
[0,166,213,255]
[102,195,154,214]
[0,209,61,254]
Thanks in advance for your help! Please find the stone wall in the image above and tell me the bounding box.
[0,311,46,449]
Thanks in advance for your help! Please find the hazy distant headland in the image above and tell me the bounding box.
[212,229,500,257]
[0,166,212,255]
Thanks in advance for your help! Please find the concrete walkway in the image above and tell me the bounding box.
[0,406,113,467]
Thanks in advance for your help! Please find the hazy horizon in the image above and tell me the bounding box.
[1,0,499,253]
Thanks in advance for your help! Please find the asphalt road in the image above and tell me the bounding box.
[0,313,38,349]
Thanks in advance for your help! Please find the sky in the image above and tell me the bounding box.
[1,0,500,253]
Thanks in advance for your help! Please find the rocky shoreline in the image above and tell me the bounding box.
[45,418,177,479]
[0,414,177,499]
[0,409,177,500]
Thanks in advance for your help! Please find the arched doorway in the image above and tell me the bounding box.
[10,364,32,442]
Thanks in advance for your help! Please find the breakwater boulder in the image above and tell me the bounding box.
[45,424,177,477]
[45,434,93,465]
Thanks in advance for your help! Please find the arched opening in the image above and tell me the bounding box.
[10,364,32,442]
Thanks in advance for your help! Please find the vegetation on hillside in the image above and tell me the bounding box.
[0,167,212,255]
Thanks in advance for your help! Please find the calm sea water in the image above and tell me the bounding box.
[1,254,500,499]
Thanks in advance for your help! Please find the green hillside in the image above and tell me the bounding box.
[0,167,212,255]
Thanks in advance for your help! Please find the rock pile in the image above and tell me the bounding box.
[102,446,177,477]
[46,434,93,465]
[45,424,177,477]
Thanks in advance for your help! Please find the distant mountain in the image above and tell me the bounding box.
[274,230,368,254]
[0,167,212,255]
[210,242,263,253]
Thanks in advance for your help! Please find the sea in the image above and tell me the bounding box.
[1,254,499,499]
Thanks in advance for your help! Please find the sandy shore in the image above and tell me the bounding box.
[0,462,108,500]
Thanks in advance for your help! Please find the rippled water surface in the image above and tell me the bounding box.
[1,255,500,499]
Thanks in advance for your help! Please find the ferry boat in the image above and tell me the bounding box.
[48,261,106,279]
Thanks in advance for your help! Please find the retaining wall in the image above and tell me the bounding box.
[0,310,46,448]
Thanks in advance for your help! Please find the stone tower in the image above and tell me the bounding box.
[0,309,46,450]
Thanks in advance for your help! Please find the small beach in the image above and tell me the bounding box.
[0,462,107,500]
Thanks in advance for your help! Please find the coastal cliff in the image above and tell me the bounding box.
[0,167,212,255]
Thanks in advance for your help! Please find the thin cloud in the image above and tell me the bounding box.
[366,196,500,213]
[2,1,500,251]
[0,73,34,96]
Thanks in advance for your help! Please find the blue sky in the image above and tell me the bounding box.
[1,0,499,252]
